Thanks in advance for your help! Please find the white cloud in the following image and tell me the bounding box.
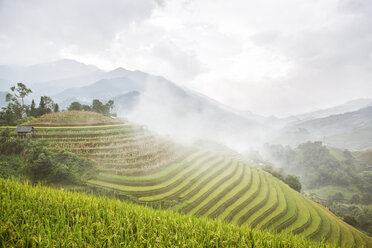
[0,0,371,116]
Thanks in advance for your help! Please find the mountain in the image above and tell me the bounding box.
[30,67,150,97]
[0,59,99,83]
[289,98,372,122]
[273,106,372,149]
[324,127,372,150]
[54,75,147,102]
[295,106,372,137]
[54,69,265,150]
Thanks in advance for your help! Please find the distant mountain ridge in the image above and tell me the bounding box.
[0,59,99,90]
[288,98,372,122]
[274,106,372,150]
[1,59,371,151]
[54,68,265,150]
[295,106,372,137]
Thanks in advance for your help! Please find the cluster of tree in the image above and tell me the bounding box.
[261,164,302,192]
[0,129,95,184]
[257,141,372,235]
[260,142,372,195]
[0,83,116,125]
[68,99,115,117]
[0,83,59,125]
[329,201,372,236]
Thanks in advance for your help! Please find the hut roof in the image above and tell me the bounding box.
[15,126,34,133]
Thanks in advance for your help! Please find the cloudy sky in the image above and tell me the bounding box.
[0,0,371,117]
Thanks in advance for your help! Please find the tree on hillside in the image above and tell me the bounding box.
[82,104,91,111]
[67,99,115,116]
[34,96,56,117]
[54,104,59,113]
[92,99,105,114]
[106,100,114,114]
[0,83,32,125]
[37,96,46,116]
[68,102,82,111]
[29,100,37,117]
[8,83,32,108]
[284,175,302,192]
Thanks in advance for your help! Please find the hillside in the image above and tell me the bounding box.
[0,178,336,248]
[22,111,122,126]
[21,111,372,247]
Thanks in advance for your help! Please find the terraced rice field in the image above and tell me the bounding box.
[26,116,372,247]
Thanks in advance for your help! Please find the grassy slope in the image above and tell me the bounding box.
[22,110,123,126]
[0,178,335,248]
[5,111,372,247]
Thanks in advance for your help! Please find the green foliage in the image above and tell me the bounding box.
[37,96,56,117]
[0,178,336,248]
[284,174,302,192]
[29,99,36,117]
[68,99,115,116]
[351,194,360,204]
[54,103,59,112]
[0,129,95,185]
[82,104,91,111]
[0,155,25,179]
[0,84,57,124]
[262,164,301,192]
[343,214,358,227]
[68,101,83,111]
[0,83,33,125]
[0,129,25,154]
[24,149,96,184]
[328,192,344,203]
[9,83,32,107]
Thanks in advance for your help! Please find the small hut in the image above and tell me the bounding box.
[15,126,34,137]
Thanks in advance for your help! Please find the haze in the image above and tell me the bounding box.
[1,0,372,117]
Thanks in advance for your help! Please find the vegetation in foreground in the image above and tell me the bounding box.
[0,128,96,185]
[0,178,336,248]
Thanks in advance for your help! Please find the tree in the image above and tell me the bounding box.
[37,96,48,116]
[68,102,82,111]
[54,104,60,113]
[82,104,91,111]
[30,100,36,117]
[332,192,345,202]
[8,83,32,108]
[68,99,114,116]
[284,174,302,192]
[105,100,114,115]
[92,99,104,114]
[344,214,358,227]
[42,96,55,113]
[1,83,32,123]
[351,194,361,204]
